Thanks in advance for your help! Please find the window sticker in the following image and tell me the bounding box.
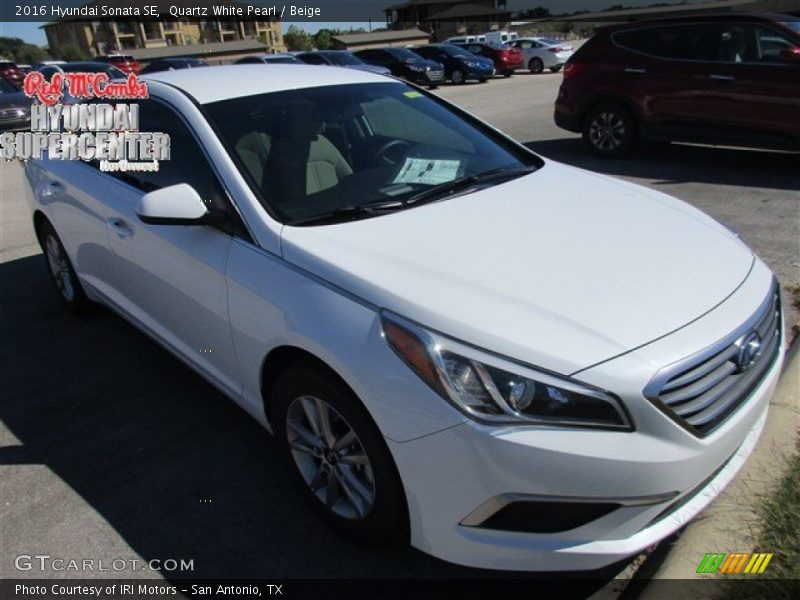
[404,91,423,98]
[393,158,461,186]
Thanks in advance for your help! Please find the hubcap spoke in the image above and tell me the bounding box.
[286,395,376,520]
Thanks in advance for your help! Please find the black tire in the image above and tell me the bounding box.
[427,84,438,90]
[38,220,93,314]
[550,66,562,73]
[450,69,465,84]
[478,77,487,83]
[528,57,544,74]
[271,364,407,543]
[581,103,638,158]
[503,70,513,77]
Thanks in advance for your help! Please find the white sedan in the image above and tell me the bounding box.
[510,37,574,73]
[25,65,783,571]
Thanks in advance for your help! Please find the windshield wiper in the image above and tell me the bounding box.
[288,200,405,226]
[405,165,538,207]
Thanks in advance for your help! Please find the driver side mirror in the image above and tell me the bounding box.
[779,46,800,64]
[136,183,224,226]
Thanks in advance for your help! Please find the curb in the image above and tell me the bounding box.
[618,335,800,598]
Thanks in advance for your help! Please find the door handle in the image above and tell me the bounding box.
[40,180,62,198]
[710,74,735,81]
[108,217,133,238]
[625,67,647,73]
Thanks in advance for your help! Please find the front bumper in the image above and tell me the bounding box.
[464,65,494,80]
[385,265,784,571]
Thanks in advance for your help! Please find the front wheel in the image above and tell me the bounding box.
[503,70,513,77]
[272,364,406,543]
[528,57,544,74]
[550,66,562,73]
[450,69,465,84]
[582,103,637,158]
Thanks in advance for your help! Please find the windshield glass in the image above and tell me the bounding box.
[327,53,363,66]
[441,45,475,58]
[387,48,422,62]
[205,82,541,225]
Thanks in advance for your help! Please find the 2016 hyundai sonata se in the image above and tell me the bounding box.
[24,66,784,571]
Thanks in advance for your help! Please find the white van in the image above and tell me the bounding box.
[484,30,517,45]
[445,34,486,44]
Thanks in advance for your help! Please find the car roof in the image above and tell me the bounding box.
[142,64,392,104]
[602,11,798,31]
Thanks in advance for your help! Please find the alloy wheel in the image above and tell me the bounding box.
[285,395,376,520]
[45,234,75,302]
[589,112,626,151]
[451,69,464,84]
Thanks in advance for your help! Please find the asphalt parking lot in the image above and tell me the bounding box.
[1,70,798,587]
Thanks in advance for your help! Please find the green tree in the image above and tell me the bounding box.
[313,29,333,50]
[283,25,313,51]
[59,44,89,61]
[0,36,47,64]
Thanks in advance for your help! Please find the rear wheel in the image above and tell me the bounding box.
[503,70,513,77]
[528,57,544,74]
[39,220,92,313]
[451,69,465,84]
[550,65,562,73]
[582,103,637,158]
[272,364,406,543]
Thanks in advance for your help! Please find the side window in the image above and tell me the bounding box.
[753,25,796,62]
[108,100,247,237]
[615,25,716,61]
[519,41,532,50]
[301,54,326,65]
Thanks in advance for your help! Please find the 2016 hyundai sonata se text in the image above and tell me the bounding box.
[24,66,784,571]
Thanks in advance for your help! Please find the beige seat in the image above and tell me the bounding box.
[236,129,352,196]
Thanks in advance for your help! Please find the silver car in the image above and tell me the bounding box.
[0,77,31,131]
[510,37,574,73]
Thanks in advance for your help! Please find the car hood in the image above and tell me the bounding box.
[0,92,30,109]
[350,64,391,76]
[281,160,754,375]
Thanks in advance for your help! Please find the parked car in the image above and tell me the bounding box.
[94,54,141,75]
[354,47,444,88]
[0,76,31,130]
[555,14,800,157]
[24,64,783,573]
[0,60,25,88]
[454,42,524,77]
[34,62,127,103]
[411,44,495,84]
[140,58,209,74]
[508,37,573,73]
[235,53,304,65]
[296,51,391,76]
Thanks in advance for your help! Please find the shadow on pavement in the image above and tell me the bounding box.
[524,138,800,192]
[0,254,631,588]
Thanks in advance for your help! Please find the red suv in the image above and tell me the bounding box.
[0,60,25,88]
[555,14,800,156]
[95,54,141,75]
[455,42,524,76]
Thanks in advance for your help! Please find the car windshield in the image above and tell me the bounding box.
[441,45,475,58]
[0,78,18,93]
[205,82,541,225]
[387,48,421,62]
[326,53,363,66]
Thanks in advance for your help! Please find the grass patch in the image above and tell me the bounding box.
[720,452,800,598]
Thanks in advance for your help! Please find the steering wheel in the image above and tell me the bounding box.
[374,140,412,167]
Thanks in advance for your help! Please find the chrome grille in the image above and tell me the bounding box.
[645,283,781,437]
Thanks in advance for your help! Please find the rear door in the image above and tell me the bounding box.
[98,98,250,397]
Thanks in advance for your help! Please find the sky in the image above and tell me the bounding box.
[0,1,704,47]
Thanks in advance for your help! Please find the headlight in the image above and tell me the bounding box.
[381,312,632,430]
[406,64,425,72]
